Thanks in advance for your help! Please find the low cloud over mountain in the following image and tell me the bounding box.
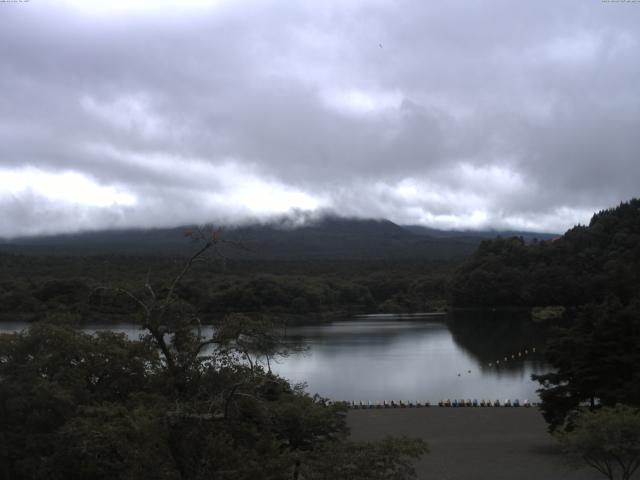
[1,0,639,237]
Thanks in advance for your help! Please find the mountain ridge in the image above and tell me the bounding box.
[0,216,557,260]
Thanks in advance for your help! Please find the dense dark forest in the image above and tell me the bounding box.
[0,215,562,323]
[451,199,640,308]
[450,199,640,431]
[0,255,454,323]
[0,217,498,324]
[534,298,640,430]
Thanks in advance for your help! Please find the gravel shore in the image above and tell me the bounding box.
[348,408,603,480]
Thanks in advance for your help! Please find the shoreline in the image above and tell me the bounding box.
[348,408,602,480]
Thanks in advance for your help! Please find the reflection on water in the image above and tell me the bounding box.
[273,311,550,401]
[447,309,548,373]
[1,311,550,402]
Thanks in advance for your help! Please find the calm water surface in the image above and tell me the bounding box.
[1,312,549,402]
[273,314,548,402]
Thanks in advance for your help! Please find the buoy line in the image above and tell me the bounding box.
[328,399,538,409]
[488,347,537,368]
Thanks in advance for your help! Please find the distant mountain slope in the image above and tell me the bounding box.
[0,216,554,260]
[403,225,558,242]
[451,198,640,307]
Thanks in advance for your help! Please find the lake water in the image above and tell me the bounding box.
[0,311,549,402]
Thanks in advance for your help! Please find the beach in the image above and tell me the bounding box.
[348,407,603,480]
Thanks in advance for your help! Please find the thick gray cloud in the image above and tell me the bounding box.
[0,0,639,237]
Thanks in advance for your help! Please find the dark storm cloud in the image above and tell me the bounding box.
[0,0,639,237]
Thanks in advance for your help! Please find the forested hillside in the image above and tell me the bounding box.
[0,216,552,260]
[0,255,453,323]
[449,199,640,431]
[451,199,640,307]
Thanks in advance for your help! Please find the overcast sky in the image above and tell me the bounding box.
[1,0,639,237]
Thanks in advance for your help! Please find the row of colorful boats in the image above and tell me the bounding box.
[344,399,536,408]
